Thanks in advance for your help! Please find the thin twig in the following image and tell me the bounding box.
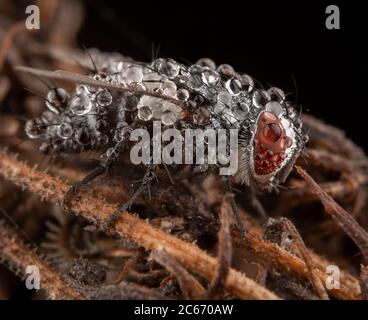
[281,218,329,300]
[204,196,232,299]
[150,249,205,300]
[296,166,368,264]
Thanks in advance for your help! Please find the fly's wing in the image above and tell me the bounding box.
[15,66,183,107]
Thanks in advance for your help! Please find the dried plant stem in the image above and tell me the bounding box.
[233,228,361,300]
[150,250,205,299]
[296,166,368,264]
[0,22,28,71]
[0,221,86,300]
[282,218,329,300]
[204,196,232,299]
[0,151,279,300]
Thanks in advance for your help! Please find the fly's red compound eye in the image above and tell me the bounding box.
[254,111,293,175]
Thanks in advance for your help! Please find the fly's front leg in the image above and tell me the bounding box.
[102,164,157,231]
[222,176,246,240]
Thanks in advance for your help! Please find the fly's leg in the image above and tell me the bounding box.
[102,165,157,231]
[62,165,107,210]
[62,128,132,210]
[223,177,246,240]
[245,185,268,222]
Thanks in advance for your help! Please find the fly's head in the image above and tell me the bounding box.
[237,90,307,191]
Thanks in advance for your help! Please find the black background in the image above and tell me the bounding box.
[78,1,367,151]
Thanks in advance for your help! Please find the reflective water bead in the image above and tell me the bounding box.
[125,66,143,84]
[187,73,203,90]
[265,101,284,116]
[217,64,234,79]
[161,81,177,97]
[252,91,267,109]
[158,59,180,78]
[41,110,55,124]
[268,87,285,102]
[201,68,220,86]
[46,88,69,114]
[161,110,177,126]
[214,102,226,114]
[176,88,190,101]
[225,79,242,96]
[25,118,43,139]
[75,128,90,145]
[200,86,218,101]
[138,106,153,121]
[76,85,89,95]
[217,91,232,105]
[70,94,92,115]
[96,89,113,106]
[196,57,216,70]
[233,102,250,120]
[96,119,109,132]
[193,107,210,125]
[124,93,139,111]
[143,72,161,91]
[240,74,254,93]
[57,122,73,139]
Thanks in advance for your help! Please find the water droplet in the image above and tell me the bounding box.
[70,95,92,115]
[225,79,242,95]
[214,102,226,114]
[240,74,254,93]
[217,64,234,79]
[125,66,143,83]
[124,93,139,111]
[161,110,176,126]
[138,106,153,121]
[252,91,266,109]
[265,101,284,116]
[196,58,216,69]
[201,68,219,86]
[193,107,210,125]
[158,58,180,78]
[96,119,109,132]
[96,89,113,106]
[177,88,190,101]
[57,122,73,139]
[233,102,250,120]
[268,87,285,101]
[143,72,161,91]
[217,91,232,105]
[25,118,43,139]
[75,128,90,145]
[46,88,69,113]
[187,74,203,90]
[161,80,177,97]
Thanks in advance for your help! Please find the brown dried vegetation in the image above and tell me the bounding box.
[0,0,368,300]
